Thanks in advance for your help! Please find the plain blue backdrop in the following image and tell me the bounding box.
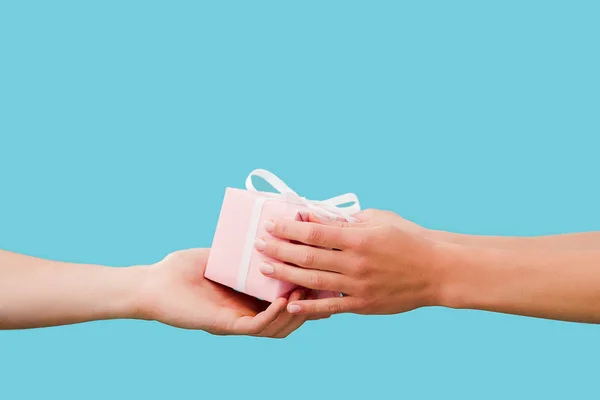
[1,1,599,399]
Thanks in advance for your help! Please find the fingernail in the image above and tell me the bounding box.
[288,304,301,313]
[264,220,275,233]
[255,238,267,251]
[259,262,274,275]
[298,211,309,221]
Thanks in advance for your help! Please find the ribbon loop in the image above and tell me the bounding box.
[321,193,361,215]
[245,169,297,195]
[245,169,360,221]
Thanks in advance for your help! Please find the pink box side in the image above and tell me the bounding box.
[204,188,256,291]
[205,187,341,302]
[205,188,300,302]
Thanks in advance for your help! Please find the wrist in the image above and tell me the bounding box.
[430,241,482,310]
[111,265,153,321]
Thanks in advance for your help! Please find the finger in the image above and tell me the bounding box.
[286,297,361,316]
[306,213,365,228]
[274,289,319,337]
[274,315,307,338]
[353,209,379,222]
[305,289,333,320]
[308,314,331,321]
[260,289,305,337]
[259,260,352,293]
[256,237,350,272]
[232,297,287,335]
[264,219,353,249]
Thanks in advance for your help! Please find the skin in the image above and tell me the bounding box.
[5,209,597,333]
[256,209,600,323]
[0,248,315,337]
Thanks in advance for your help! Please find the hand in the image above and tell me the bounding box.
[255,209,444,316]
[135,248,312,338]
[352,208,430,237]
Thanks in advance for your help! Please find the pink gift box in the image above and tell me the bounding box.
[204,169,360,302]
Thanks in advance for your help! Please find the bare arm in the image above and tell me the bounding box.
[431,230,600,252]
[441,244,600,323]
[0,250,142,329]
[0,249,308,337]
[353,209,600,251]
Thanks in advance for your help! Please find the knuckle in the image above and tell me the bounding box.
[310,302,322,314]
[355,281,374,297]
[302,250,317,267]
[353,256,370,277]
[307,226,324,244]
[277,222,288,236]
[327,301,343,314]
[352,233,374,252]
[266,241,279,258]
[308,273,326,290]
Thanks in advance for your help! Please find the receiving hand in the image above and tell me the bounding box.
[254,209,443,316]
[135,248,312,338]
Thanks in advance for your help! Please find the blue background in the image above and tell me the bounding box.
[1,1,599,398]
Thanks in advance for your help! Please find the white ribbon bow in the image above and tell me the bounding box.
[245,169,361,222]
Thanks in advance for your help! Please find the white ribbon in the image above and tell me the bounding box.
[235,169,360,293]
[245,169,361,223]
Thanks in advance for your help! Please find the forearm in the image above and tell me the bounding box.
[430,230,600,251]
[0,250,145,329]
[438,243,600,323]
